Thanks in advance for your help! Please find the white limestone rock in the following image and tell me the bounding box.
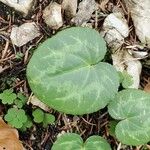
[125,0,150,47]
[0,0,35,16]
[43,2,63,30]
[112,49,142,89]
[72,0,97,25]
[101,12,129,51]
[10,22,40,47]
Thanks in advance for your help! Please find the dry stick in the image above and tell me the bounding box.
[41,127,50,145]
[12,80,25,89]
[117,0,121,6]
[2,40,9,59]
[117,143,122,150]
[120,1,128,15]
[95,10,98,29]
[0,55,15,63]
[81,117,96,126]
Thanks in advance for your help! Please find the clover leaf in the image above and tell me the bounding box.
[14,93,27,108]
[4,108,27,128]
[108,89,150,146]
[27,27,119,115]
[52,133,111,150]
[32,108,55,126]
[43,113,55,127]
[0,89,17,104]
[32,108,44,123]
[21,116,33,131]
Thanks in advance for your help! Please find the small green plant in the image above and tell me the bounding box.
[14,93,27,108]
[21,116,33,131]
[108,120,118,138]
[52,133,111,150]
[15,52,24,60]
[4,108,27,128]
[0,89,17,104]
[32,108,55,127]
[27,27,120,115]
[118,71,133,88]
[0,89,27,107]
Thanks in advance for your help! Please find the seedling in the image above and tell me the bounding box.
[27,27,119,115]
[21,116,33,131]
[14,93,27,108]
[15,52,24,60]
[0,89,17,104]
[108,120,118,138]
[52,133,111,150]
[0,89,27,108]
[4,108,27,128]
[32,108,55,127]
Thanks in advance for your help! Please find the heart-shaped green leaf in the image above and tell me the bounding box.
[52,133,111,150]
[108,89,150,146]
[27,27,119,115]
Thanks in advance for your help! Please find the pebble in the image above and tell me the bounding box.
[125,0,150,47]
[10,22,40,47]
[43,2,63,30]
[101,12,129,52]
[72,0,97,25]
[62,0,78,21]
[0,0,35,16]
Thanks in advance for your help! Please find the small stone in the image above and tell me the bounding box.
[10,22,40,47]
[101,12,129,51]
[62,0,77,21]
[125,0,150,47]
[0,0,35,16]
[112,49,142,89]
[43,2,63,30]
[72,0,97,25]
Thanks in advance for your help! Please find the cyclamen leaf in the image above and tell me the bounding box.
[27,27,119,115]
[108,89,150,146]
[52,133,111,150]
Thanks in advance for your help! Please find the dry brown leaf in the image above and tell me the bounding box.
[0,118,24,150]
[144,80,150,93]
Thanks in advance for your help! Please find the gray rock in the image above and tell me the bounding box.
[62,0,77,21]
[43,2,63,30]
[10,22,40,47]
[72,0,97,25]
[0,0,35,16]
[125,0,150,47]
[101,12,129,51]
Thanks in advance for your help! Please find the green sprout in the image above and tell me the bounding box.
[4,108,27,128]
[14,93,27,108]
[0,89,17,104]
[32,108,55,127]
